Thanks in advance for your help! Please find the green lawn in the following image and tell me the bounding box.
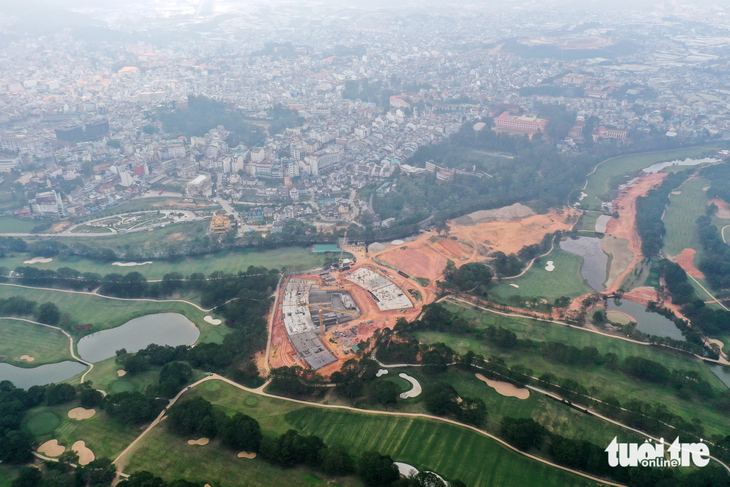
[573,212,600,232]
[415,302,730,438]
[0,319,72,366]
[0,247,326,278]
[23,400,140,460]
[488,247,593,303]
[581,147,718,211]
[664,178,710,258]
[0,216,37,233]
[126,381,600,487]
[0,284,228,344]
[71,357,159,392]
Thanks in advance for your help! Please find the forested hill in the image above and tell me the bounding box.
[378,120,694,227]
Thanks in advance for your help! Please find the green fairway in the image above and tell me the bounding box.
[25,410,62,436]
[0,284,228,344]
[581,147,717,211]
[572,211,600,232]
[24,401,140,460]
[0,216,38,233]
[0,246,325,278]
[0,319,72,366]
[414,302,730,438]
[663,177,710,258]
[126,381,599,487]
[383,374,413,392]
[488,247,593,304]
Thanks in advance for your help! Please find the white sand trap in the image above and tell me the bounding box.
[703,187,710,191]
[117,369,127,377]
[72,441,95,465]
[38,440,65,457]
[545,261,555,272]
[475,373,530,399]
[187,437,210,446]
[391,239,405,245]
[68,407,96,420]
[204,316,222,325]
[509,284,519,288]
[112,261,153,267]
[376,369,389,377]
[398,373,422,399]
[19,355,35,362]
[671,191,682,195]
[237,451,257,459]
[395,462,418,477]
[24,257,52,264]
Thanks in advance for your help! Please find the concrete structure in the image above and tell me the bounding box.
[346,268,413,311]
[120,171,133,187]
[187,174,213,198]
[29,190,66,218]
[592,126,628,141]
[494,111,547,132]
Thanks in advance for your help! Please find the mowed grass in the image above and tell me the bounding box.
[0,216,37,233]
[126,381,599,487]
[24,400,139,460]
[489,247,593,303]
[415,302,730,438]
[663,178,710,258]
[573,211,600,232]
[0,319,72,366]
[581,147,717,211]
[0,466,18,487]
[0,284,228,344]
[0,247,325,278]
[72,357,159,392]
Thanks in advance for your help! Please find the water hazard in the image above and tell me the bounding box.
[559,236,607,291]
[607,299,685,341]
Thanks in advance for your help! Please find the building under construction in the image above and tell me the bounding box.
[282,278,360,369]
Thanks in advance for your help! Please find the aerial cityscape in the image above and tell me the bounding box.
[1,1,730,487]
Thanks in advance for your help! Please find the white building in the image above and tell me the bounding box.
[120,171,133,187]
[187,174,213,198]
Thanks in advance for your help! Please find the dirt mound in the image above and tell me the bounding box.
[68,408,96,420]
[454,203,535,225]
[675,248,705,279]
[38,440,65,457]
[378,246,447,281]
[434,239,471,259]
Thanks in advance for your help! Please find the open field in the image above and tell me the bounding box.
[664,177,710,258]
[0,247,326,279]
[573,212,600,232]
[488,247,594,303]
[414,302,730,438]
[126,381,599,487]
[581,147,718,211]
[24,400,140,460]
[0,216,38,233]
[0,284,227,344]
[0,319,72,366]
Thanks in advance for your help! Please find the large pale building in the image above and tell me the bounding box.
[494,111,547,132]
[30,190,66,218]
[187,174,213,198]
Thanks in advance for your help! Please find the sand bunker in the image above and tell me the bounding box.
[237,451,257,459]
[675,248,705,279]
[68,407,96,420]
[510,284,520,288]
[187,437,210,446]
[72,441,95,465]
[454,203,535,225]
[38,440,65,457]
[601,236,634,289]
[24,257,53,264]
[475,373,530,399]
[117,369,127,377]
[398,373,422,399]
[112,261,153,267]
[376,369,389,377]
[391,239,405,245]
[709,198,730,219]
[204,316,222,325]
[19,355,35,362]
[545,261,555,271]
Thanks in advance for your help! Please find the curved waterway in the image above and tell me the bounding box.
[606,299,685,341]
[78,313,200,363]
[559,236,607,291]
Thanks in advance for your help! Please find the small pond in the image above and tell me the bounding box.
[559,236,607,291]
[77,313,200,363]
[642,157,719,174]
[0,361,86,389]
[606,299,685,341]
[707,363,730,389]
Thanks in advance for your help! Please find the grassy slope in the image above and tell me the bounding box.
[0,319,72,366]
[581,147,716,211]
[573,211,600,232]
[0,247,326,278]
[126,381,598,487]
[0,284,228,344]
[488,247,594,303]
[414,303,730,438]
